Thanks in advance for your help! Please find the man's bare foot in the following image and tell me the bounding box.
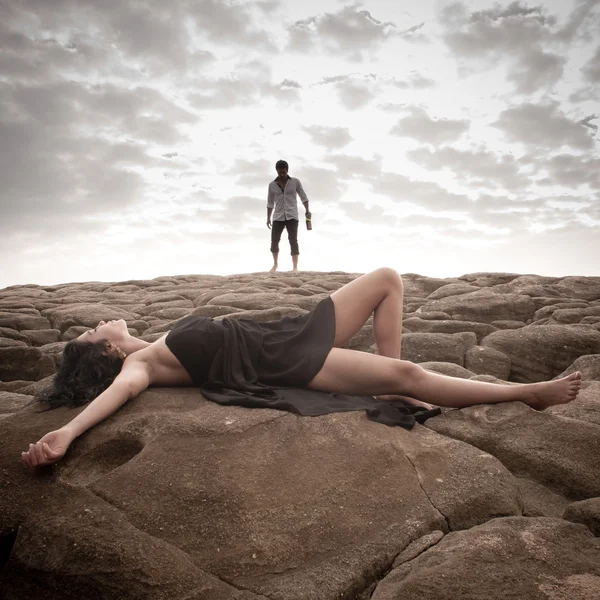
[269,264,278,273]
[375,394,436,411]
[524,371,582,410]
[292,267,298,273]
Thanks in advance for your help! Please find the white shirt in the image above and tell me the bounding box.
[267,176,309,221]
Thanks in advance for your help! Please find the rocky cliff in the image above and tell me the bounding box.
[1,270,599,599]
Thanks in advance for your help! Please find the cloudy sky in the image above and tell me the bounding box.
[1,0,599,288]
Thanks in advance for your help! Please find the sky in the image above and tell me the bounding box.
[0,0,599,288]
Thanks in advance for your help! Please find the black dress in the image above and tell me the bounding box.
[165,296,440,428]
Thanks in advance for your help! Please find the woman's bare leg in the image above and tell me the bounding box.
[330,267,403,356]
[330,267,435,407]
[307,349,582,410]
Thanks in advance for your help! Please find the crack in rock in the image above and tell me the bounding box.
[403,452,451,532]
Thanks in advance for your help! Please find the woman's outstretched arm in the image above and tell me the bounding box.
[21,362,151,470]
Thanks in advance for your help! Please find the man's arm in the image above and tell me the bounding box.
[296,179,310,214]
[267,184,274,228]
[267,184,275,209]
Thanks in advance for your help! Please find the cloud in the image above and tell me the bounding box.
[189,62,301,110]
[492,101,596,151]
[341,202,394,225]
[376,171,473,211]
[439,1,598,94]
[399,22,427,42]
[554,0,600,43]
[287,5,399,60]
[508,49,565,95]
[390,107,470,144]
[0,117,145,233]
[581,45,600,82]
[579,114,599,135]
[404,72,437,89]
[0,79,197,233]
[229,159,273,188]
[407,146,530,191]
[325,154,382,180]
[316,74,377,110]
[303,126,353,150]
[4,0,273,79]
[535,153,600,189]
[297,166,347,202]
[211,196,265,226]
[315,71,435,111]
[187,0,275,50]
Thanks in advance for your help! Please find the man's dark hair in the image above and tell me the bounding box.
[275,160,289,171]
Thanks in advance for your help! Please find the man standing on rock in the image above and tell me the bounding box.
[267,159,311,273]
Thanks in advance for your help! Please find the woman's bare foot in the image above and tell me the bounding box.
[269,264,278,273]
[523,371,582,410]
[375,394,436,411]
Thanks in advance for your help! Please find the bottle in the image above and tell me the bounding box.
[306,211,312,230]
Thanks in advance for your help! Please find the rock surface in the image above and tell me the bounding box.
[1,270,599,599]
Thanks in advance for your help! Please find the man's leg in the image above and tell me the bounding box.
[287,219,299,272]
[270,221,285,273]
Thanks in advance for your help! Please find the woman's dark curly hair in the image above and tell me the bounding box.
[36,339,124,409]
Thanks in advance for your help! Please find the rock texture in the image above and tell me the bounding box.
[1,270,600,599]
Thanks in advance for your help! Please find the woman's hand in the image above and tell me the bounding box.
[21,427,75,470]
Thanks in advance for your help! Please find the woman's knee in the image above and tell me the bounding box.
[374,267,403,293]
[393,360,425,392]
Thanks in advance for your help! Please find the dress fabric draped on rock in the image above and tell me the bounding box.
[166,296,441,428]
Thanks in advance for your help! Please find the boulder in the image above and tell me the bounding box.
[0,346,43,381]
[207,292,327,312]
[426,401,600,499]
[426,283,481,300]
[402,332,477,366]
[0,312,51,331]
[409,311,452,320]
[0,338,27,348]
[419,290,536,324]
[190,305,245,318]
[552,276,600,301]
[135,300,194,317]
[482,325,600,382]
[403,317,497,343]
[0,327,30,343]
[45,305,138,333]
[371,517,600,600]
[551,306,600,324]
[464,346,511,380]
[556,354,600,381]
[0,391,33,415]
[563,498,600,537]
[490,320,525,329]
[21,329,61,346]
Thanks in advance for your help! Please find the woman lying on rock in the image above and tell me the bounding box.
[21,267,582,470]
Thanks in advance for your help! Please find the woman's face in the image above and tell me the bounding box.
[77,319,128,343]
